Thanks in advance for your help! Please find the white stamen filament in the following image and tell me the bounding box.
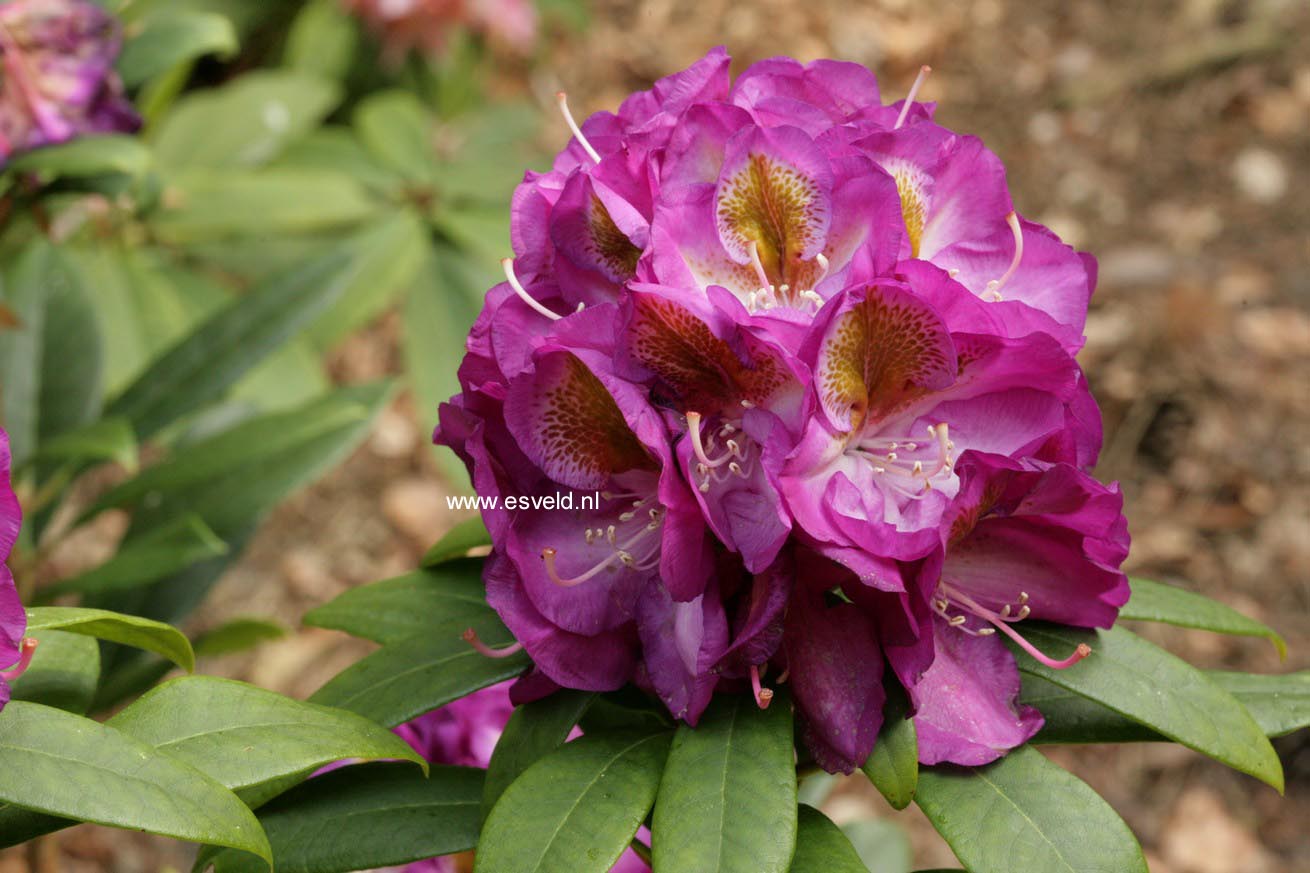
[502,258,566,321]
[894,65,932,130]
[556,91,601,164]
[983,212,1024,301]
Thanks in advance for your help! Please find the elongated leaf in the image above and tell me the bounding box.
[30,417,137,470]
[1121,577,1286,657]
[861,684,917,810]
[916,746,1146,873]
[8,630,100,714]
[7,136,151,179]
[652,694,797,873]
[423,516,491,567]
[310,615,527,727]
[199,763,482,873]
[476,731,671,873]
[25,606,194,672]
[108,677,426,797]
[1026,670,1310,743]
[153,70,339,170]
[0,702,270,864]
[118,11,239,86]
[840,819,910,873]
[354,91,436,183]
[789,806,869,873]
[305,560,492,644]
[107,248,358,439]
[41,515,227,599]
[483,691,594,819]
[194,619,289,658]
[283,0,357,81]
[1008,624,1283,789]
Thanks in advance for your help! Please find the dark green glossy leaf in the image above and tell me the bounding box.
[108,677,426,797]
[1122,577,1286,657]
[8,630,99,714]
[25,606,194,672]
[423,516,491,567]
[483,691,595,819]
[0,702,270,864]
[118,11,238,86]
[861,684,917,810]
[41,515,227,599]
[476,731,671,873]
[1008,624,1283,789]
[305,560,492,644]
[310,614,528,727]
[199,763,482,873]
[789,805,868,873]
[916,746,1146,873]
[194,618,289,658]
[106,249,358,439]
[652,694,797,873]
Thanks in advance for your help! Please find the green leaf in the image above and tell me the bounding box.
[108,677,426,798]
[310,614,528,727]
[305,560,493,644]
[840,819,911,873]
[284,0,358,81]
[1007,624,1284,790]
[106,248,360,439]
[29,417,137,471]
[1026,669,1310,743]
[152,168,378,243]
[199,763,482,873]
[476,731,671,873]
[1121,577,1286,658]
[423,516,492,566]
[118,11,239,87]
[916,746,1147,873]
[8,630,100,714]
[25,606,195,672]
[194,618,289,658]
[0,702,271,864]
[7,135,152,179]
[41,515,227,599]
[861,683,917,810]
[153,70,340,170]
[483,691,595,819]
[652,694,798,873]
[788,806,869,873]
[354,91,436,183]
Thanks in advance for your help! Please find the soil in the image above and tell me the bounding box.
[4,0,1308,870]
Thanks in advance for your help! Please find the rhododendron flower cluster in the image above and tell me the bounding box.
[0,0,139,163]
[343,0,538,64]
[391,681,649,873]
[437,48,1130,773]
[1,428,32,710]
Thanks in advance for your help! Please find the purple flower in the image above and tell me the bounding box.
[0,0,139,163]
[1,428,32,710]
[436,48,1130,773]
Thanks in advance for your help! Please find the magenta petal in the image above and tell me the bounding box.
[637,579,728,724]
[913,617,1043,766]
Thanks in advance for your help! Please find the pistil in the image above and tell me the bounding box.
[0,638,38,682]
[894,65,932,130]
[556,91,601,164]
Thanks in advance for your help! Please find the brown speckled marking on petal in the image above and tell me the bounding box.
[716,152,826,285]
[587,194,641,279]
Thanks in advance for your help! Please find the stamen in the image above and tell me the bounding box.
[894,65,932,130]
[812,252,830,286]
[685,412,732,469]
[946,589,1091,670]
[0,638,37,682]
[749,664,773,709]
[747,241,772,291]
[502,259,564,321]
[983,212,1024,300]
[555,92,601,163]
[543,546,617,587]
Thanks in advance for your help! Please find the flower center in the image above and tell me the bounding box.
[685,411,756,492]
[542,492,665,586]
[743,240,829,314]
[934,583,1091,669]
[849,422,955,500]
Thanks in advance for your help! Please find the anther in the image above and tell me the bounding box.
[503,259,564,321]
[555,92,601,163]
[894,65,932,130]
[462,628,524,659]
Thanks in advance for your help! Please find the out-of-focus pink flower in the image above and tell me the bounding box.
[343,0,538,64]
[0,0,139,163]
[0,428,32,710]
